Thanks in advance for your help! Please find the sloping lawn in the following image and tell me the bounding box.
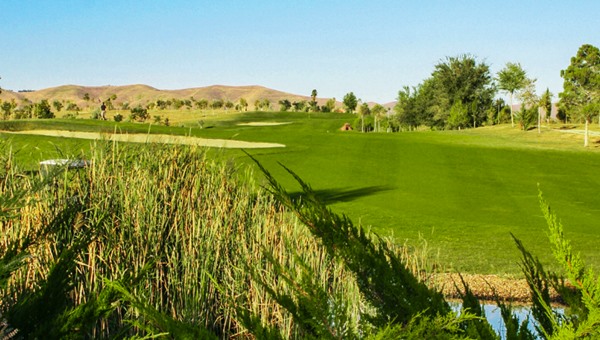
[2,114,600,275]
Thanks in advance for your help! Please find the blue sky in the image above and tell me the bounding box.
[1,1,599,103]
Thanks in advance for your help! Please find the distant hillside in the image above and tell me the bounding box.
[0,84,334,110]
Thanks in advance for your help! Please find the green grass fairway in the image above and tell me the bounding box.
[2,113,600,275]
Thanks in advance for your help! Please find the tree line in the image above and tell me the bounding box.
[389,44,600,144]
[0,44,598,144]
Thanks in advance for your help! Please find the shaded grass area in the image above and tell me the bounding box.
[2,113,600,275]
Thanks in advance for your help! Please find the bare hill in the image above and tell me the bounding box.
[0,84,331,110]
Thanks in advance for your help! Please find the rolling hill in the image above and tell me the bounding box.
[0,84,332,110]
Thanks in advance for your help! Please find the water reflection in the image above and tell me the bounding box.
[451,302,564,339]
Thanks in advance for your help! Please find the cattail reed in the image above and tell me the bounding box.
[0,140,439,337]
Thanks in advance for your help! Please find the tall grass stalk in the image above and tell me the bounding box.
[0,139,442,337]
[0,141,341,337]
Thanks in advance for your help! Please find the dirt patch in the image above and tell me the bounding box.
[3,130,285,149]
[237,122,292,126]
[435,273,563,305]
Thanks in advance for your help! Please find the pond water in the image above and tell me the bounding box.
[451,302,564,339]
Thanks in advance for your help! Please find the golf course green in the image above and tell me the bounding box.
[2,112,599,275]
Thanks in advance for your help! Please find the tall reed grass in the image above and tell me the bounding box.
[0,139,443,338]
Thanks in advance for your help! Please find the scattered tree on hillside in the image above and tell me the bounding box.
[343,92,358,114]
[33,99,54,119]
[238,98,248,111]
[224,100,234,111]
[254,99,271,111]
[211,99,224,110]
[156,99,165,110]
[83,93,90,101]
[278,99,292,111]
[172,98,184,109]
[292,100,306,112]
[195,99,209,110]
[261,98,271,111]
[130,106,149,122]
[1,99,16,119]
[497,62,527,128]
[559,44,600,147]
[52,100,63,112]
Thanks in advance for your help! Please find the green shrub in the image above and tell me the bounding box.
[129,106,149,121]
[90,108,101,120]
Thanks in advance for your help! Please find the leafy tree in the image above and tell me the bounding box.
[343,92,358,114]
[517,77,539,131]
[66,102,80,111]
[1,99,16,119]
[325,98,336,112]
[238,98,248,111]
[432,54,495,128]
[195,98,209,110]
[371,104,387,132]
[52,100,63,112]
[156,99,168,110]
[357,102,370,132]
[172,98,184,109]
[278,99,292,111]
[129,106,149,121]
[292,100,306,112]
[261,98,271,111]
[309,89,319,112]
[540,88,553,123]
[210,99,224,110]
[446,100,469,130]
[559,44,600,147]
[393,86,419,130]
[556,107,568,124]
[497,62,528,128]
[33,99,54,119]
[83,93,90,101]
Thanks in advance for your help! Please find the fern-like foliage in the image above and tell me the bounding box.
[512,234,552,335]
[453,274,499,339]
[539,191,600,338]
[251,156,451,325]
[512,190,600,339]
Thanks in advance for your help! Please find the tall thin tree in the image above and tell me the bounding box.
[497,63,527,128]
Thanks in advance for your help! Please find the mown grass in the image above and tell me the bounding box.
[2,113,600,275]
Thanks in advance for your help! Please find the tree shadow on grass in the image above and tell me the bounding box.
[288,185,394,205]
